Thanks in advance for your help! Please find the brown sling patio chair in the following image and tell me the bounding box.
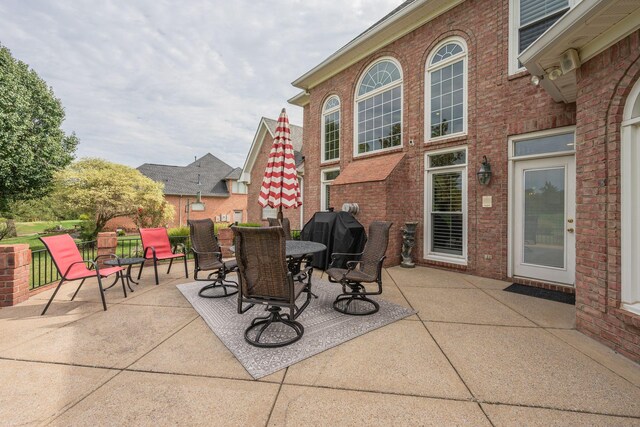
[232,225,312,348]
[268,217,292,240]
[326,221,392,315]
[137,227,188,285]
[40,234,125,315]
[188,219,238,298]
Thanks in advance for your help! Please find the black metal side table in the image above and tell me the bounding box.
[104,257,146,292]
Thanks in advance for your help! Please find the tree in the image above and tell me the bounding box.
[0,44,78,214]
[54,159,174,238]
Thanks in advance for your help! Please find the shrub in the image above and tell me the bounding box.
[167,226,189,237]
[78,213,90,221]
[78,220,97,242]
[236,222,262,227]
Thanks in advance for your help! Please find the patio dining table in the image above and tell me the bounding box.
[229,240,327,258]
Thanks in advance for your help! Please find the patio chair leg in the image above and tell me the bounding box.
[71,279,86,301]
[167,258,174,274]
[41,278,65,315]
[153,258,159,285]
[96,276,107,311]
[137,262,145,280]
[183,255,188,278]
[120,272,128,298]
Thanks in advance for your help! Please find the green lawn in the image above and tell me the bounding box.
[15,220,82,236]
[1,235,48,250]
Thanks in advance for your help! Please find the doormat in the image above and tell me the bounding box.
[504,284,575,305]
[177,278,415,379]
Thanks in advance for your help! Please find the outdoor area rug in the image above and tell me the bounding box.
[504,283,576,305]
[177,277,415,379]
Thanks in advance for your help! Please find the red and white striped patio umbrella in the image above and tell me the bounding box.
[258,108,302,219]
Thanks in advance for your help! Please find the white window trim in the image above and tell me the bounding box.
[321,96,341,164]
[262,206,277,220]
[508,0,578,76]
[425,37,468,143]
[320,167,340,212]
[506,125,576,279]
[423,146,468,265]
[621,79,640,316]
[353,57,403,158]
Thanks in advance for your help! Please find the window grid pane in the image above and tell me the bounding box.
[431,171,463,256]
[358,61,401,97]
[357,86,402,154]
[431,43,463,65]
[430,59,464,138]
[324,96,340,111]
[324,111,340,161]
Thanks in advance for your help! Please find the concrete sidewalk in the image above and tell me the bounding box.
[1,264,639,426]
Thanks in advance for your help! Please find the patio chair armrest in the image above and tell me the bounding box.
[143,246,157,259]
[62,260,99,279]
[329,252,363,269]
[345,260,361,270]
[192,248,223,261]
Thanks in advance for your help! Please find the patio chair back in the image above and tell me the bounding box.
[40,234,87,278]
[232,226,290,300]
[139,228,173,259]
[359,221,392,277]
[188,219,221,270]
[268,217,292,240]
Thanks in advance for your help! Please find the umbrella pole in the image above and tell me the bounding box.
[277,206,283,221]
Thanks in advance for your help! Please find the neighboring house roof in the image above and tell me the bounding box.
[224,167,243,180]
[332,153,405,186]
[138,153,236,197]
[289,0,465,102]
[520,0,640,103]
[240,117,304,184]
[262,117,304,152]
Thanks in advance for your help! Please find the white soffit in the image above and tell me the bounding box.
[288,91,309,107]
[291,0,465,91]
[520,0,640,103]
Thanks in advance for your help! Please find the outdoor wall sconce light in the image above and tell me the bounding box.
[477,156,492,186]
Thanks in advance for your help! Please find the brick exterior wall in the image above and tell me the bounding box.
[0,244,31,307]
[246,131,303,230]
[301,0,575,278]
[573,31,640,362]
[106,186,247,231]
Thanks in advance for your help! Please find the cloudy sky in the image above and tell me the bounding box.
[0,0,401,168]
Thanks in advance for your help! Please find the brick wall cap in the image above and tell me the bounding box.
[332,152,405,186]
[0,244,30,252]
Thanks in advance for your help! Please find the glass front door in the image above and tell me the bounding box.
[513,156,575,285]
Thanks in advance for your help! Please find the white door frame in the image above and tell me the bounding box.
[507,127,576,284]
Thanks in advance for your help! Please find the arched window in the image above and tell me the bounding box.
[354,59,403,155]
[621,79,640,315]
[322,96,340,162]
[426,39,467,140]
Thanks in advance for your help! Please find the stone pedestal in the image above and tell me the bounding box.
[0,244,31,307]
[400,222,418,268]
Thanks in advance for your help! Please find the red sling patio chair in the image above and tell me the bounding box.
[40,234,125,315]
[137,227,188,285]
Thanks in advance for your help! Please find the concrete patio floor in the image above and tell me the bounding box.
[1,264,640,426]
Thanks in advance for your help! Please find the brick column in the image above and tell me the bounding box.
[96,232,118,268]
[0,244,31,307]
[217,228,234,258]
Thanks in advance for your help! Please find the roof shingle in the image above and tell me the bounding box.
[138,153,237,197]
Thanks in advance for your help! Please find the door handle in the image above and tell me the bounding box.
[567,228,574,233]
